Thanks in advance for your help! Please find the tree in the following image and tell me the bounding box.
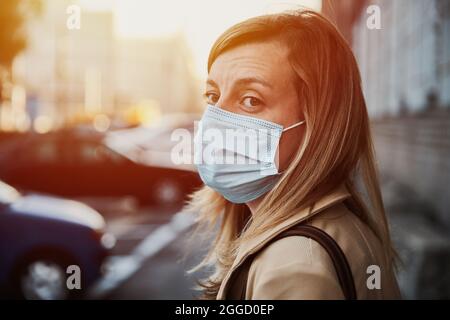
[0,0,41,101]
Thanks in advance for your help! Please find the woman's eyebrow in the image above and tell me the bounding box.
[206,77,273,89]
[233,77,273,89]
[206,79,218,88]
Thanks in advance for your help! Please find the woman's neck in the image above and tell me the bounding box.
[246,196,263,216]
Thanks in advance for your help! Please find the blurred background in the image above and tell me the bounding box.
[0,0,449,300]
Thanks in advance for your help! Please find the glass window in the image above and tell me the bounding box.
[29,140,59,163]
[78,143,125,164]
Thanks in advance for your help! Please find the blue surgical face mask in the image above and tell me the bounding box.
[194,104,305,204]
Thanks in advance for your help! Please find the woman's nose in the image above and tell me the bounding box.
[215,97,234,113]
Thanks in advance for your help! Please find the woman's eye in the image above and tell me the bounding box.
[204,92,219,105]
[242,96,262,109]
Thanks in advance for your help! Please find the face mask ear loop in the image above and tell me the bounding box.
[283,120,306,132]
[277,120,306,174]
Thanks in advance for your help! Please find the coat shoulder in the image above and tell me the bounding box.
[246,235,345,299]
[245,202,401,299]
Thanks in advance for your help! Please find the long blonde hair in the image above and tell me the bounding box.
[186,10,395,299]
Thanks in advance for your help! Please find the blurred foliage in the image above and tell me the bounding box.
[0,0,42,70]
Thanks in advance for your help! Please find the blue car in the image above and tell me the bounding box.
[0,181,115,299]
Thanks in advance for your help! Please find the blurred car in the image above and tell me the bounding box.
[0,125,202,209]
[0,180,114,300]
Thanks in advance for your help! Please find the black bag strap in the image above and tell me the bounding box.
[228,224,357,300]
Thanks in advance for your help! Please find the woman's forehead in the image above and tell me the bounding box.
[208,42,292,87]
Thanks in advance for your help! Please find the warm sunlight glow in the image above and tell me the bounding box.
[112,0,322,76]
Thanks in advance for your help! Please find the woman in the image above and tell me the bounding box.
[188,10,401,300]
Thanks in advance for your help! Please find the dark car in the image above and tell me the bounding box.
[0,127,202,209]
[0,180,114,299]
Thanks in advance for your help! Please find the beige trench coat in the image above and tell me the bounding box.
[217,184,401,300]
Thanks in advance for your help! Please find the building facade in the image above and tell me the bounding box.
[9,0,201,131]
[323,0,450,299]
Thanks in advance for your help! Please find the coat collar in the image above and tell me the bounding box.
[217,183,352,299]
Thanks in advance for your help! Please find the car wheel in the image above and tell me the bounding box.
[20,260,68,300]
[12,252,77,300]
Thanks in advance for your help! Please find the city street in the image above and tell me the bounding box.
[77,198,210,300]
[1,0,449,304]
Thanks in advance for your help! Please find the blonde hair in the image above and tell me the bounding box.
[186,10,396,299]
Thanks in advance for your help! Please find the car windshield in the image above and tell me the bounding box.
[0,181,21,204]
